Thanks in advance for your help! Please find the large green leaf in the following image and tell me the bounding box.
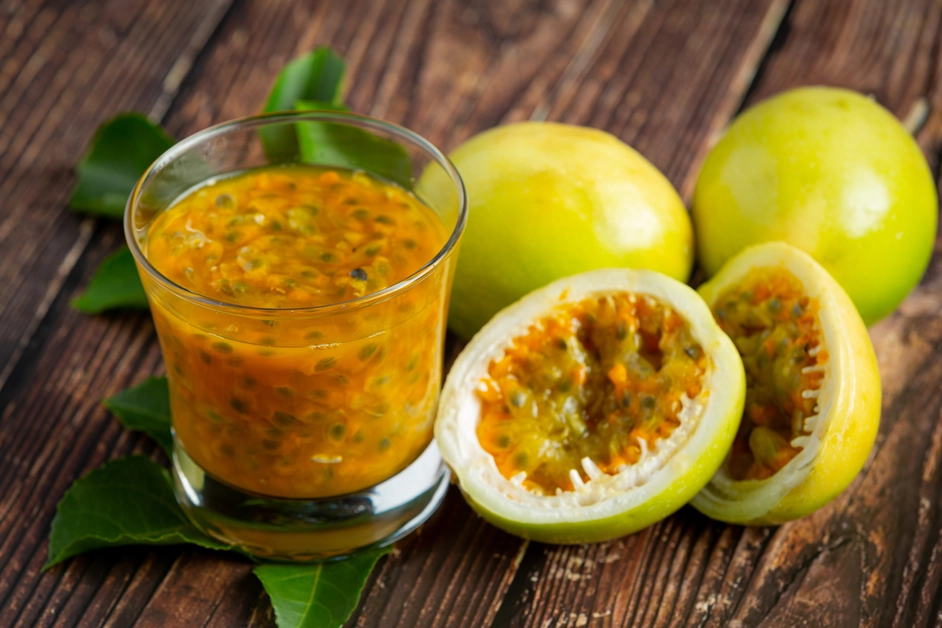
[45,456,230,569]
[71,246,148,314]
[254,547,390,628]
[261,48,346,160]
[295,100,413,189]
[103,377,172,455]
[70,113,175,218]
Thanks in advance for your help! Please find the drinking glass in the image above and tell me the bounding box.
[125,111,466,561]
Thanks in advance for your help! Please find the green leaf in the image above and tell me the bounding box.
[295,100,349,114]
[295,100,413,189]
[264,47,345,112]
[261,48,346,160]
[45,456,230,569]
[103,377,172,455]
[70,113,175,218]
[254,547,390,628]
[71,246,148,314]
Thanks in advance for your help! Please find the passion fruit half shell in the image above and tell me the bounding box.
[692,242,881,525]
[436,269,745,543]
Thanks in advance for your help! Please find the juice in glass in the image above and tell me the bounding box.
[126,112,465,560]
[146,165,448,498]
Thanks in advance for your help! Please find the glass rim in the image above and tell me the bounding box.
[124,110,467,317]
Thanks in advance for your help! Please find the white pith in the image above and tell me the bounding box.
[691,242,844,522]
[435,268,743,526]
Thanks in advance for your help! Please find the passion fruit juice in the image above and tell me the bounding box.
[143,165,449,499]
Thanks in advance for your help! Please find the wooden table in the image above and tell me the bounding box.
[1,0,941,625]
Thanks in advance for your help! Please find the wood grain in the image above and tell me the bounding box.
[0,0,231,391]
[0,0,941,626]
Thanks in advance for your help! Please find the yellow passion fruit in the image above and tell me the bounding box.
[431,92,894,541]
[444,122,694,339]
[693,86,938,325]
[436,269,744,543]
[692,242,881,525]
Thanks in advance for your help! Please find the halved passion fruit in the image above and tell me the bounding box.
[435,269,745,543]
[692,242,881,525]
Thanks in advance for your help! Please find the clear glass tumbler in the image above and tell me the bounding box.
[125,112,466,561]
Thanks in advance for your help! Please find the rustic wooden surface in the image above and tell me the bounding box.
[1,0,941,625]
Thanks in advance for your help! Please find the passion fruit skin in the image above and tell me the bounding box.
[445,122,693,339]
[692,87,938,326]
[692,242,881,526]
[436,269,745,544]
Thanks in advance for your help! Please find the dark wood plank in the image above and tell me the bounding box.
[0,283,167,628]
[0,0,232,392]
[132,550,257,627]
[345,491,525,627]
[3,0,942,626]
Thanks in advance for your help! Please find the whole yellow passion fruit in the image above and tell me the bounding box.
[443,122,693,339]
[435,268,744,543]
[693,86,938,326]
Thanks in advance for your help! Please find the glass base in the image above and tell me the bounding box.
[172,439,450,562]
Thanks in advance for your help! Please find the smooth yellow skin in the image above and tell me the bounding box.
[693,242,881,525]
[693,87,938,326]
[446,122,693,339]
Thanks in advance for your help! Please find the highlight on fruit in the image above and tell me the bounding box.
[435,269,745,543]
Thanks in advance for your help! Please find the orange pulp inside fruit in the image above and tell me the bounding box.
[712,268,827,481]
[476,293,709,495]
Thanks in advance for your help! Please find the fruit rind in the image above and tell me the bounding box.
[436,268,745,543]
[691,242,881,525]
